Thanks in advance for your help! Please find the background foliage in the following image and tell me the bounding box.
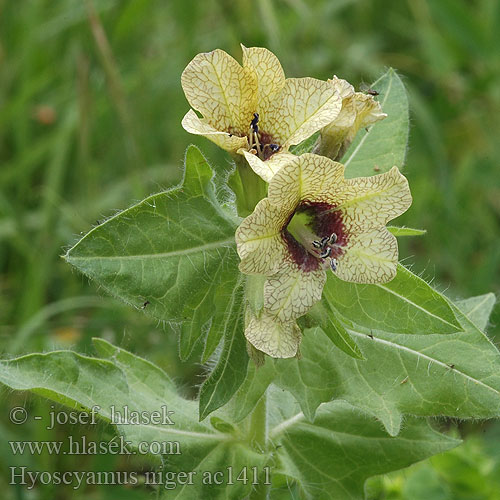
[0,0,499,498]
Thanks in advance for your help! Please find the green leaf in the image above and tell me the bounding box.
[0,340,270,500]
[343,68,409,178]
[0,340,479,499]
[323,264,462,336]
[269,394,459,500]
[274,334,339,422]
[387,226,427,237]
[307,301,364,360]
[289,131,320,155]
[198,276,249,421]
[65,146,241,361]
[456,293,496,331]
[216,359,276,424]
[275,302,500,436]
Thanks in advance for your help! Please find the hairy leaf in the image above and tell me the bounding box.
[270,395,459,500]
[456,293,496,331]
[65,146,240,361]
[343,68,409,178]
[275,300,500,436]
[216,359,276,424]
[307,301,364,360]
[323,264,462,336]
[198,276,248,420]
[0,340,269,499]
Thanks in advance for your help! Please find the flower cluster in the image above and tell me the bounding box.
[181,46,412,359]
[181,45,342,181]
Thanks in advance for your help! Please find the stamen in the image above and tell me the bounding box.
[320,247,331,259]
[311,231,343,271]
[250,113,259,134]
[253,132,262,157]
[263,143,280,156]
[312,234,337,253]
[249,113,263,157]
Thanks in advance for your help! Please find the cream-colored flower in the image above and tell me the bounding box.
[181,46,342,181]
[315,76,387,160]
[245,307,302,359]
[236,154,412,357]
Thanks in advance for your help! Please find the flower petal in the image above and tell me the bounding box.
[268,154,346,209]
[264,262,326,322]
[236,198,291,275]
[318,77,386,160]
[262,78,342,148]
[336,227,398,283]
[330,75,355,100]
[336,166,412,231]
[182,110,249,153]
[352,92,387,128]
[181,49,257,134]
[330,76,386,129]
[241,45,285,110]
[245,310,301,358]
[239,150,296,182]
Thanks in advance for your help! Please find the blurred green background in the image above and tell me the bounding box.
[0,0,499,498]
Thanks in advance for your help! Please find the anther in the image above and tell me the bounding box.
[250,113,259,134]
[320,247,332,259]
[329,233,337,245]
[330,258,338,272]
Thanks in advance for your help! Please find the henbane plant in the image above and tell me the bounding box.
[2,46,499,499]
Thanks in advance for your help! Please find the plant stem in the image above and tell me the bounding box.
[248,393,271,500]
[230,155,268,217]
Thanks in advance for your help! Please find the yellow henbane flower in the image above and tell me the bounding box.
[181,45,342,181]
[316,76,387,160]
[236,154,412,358]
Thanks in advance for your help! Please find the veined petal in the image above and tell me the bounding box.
[246,310,301,358]
[330,76,355,100]
[336,227,398,283]
[239,149,296,182]
[182,110,249,153]
[268,154,346,209]
[181,49,257,134]
[241,45,285,111]
[336,166,412,231]
[351,93,387,129]
[236,198,291,275]
[262,78,342,148]
[319,77,386,160]
[328,76,386,130]
[264,261,326,322]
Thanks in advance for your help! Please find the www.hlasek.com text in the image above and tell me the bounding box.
[9,435,181,456]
